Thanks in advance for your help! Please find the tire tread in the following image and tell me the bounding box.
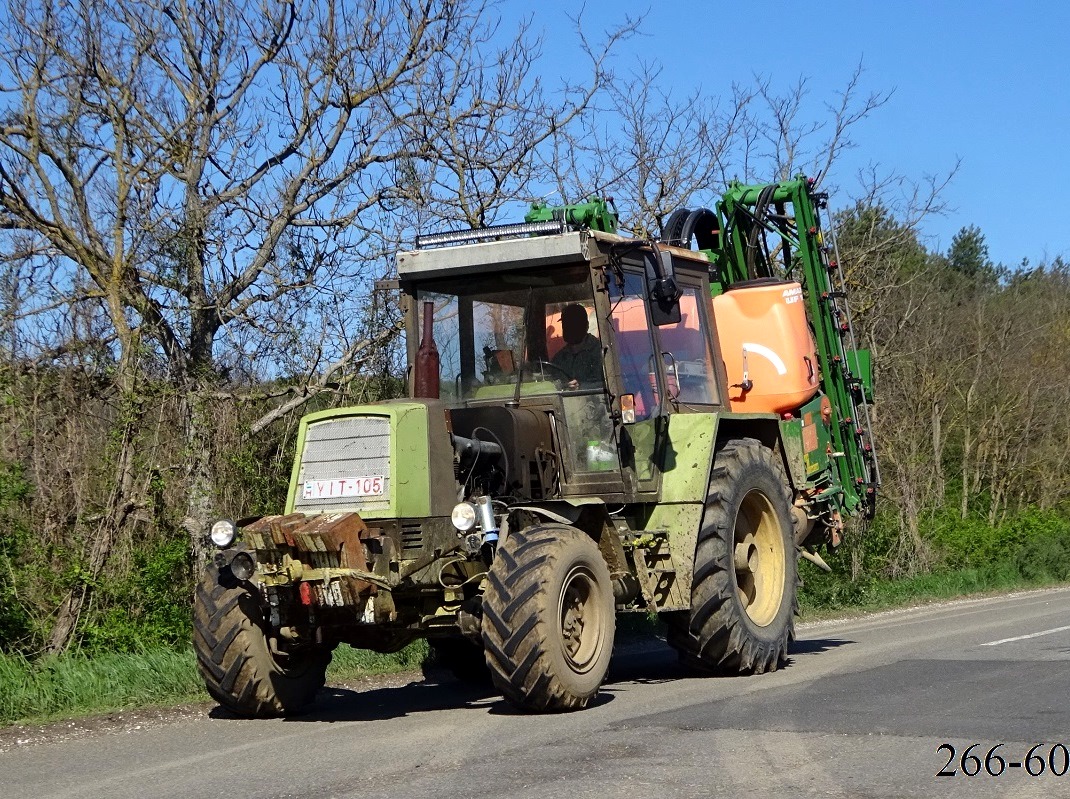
[193,565,330,718]
[481,524,614,712]
[667,438,799,674]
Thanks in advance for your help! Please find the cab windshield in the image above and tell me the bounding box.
[414,264,602,402]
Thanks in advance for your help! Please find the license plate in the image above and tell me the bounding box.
[302,476,385,500]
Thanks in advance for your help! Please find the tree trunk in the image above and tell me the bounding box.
[961,382,975,519]
[183,384,217,575]
[931,396,944,502]
[46,389,142,654]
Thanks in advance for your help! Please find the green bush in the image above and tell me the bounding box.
[1006,510,1070,581]
[799,506,1070,616]
[929,507,1070,580]
[0,461,34,651]
[78,536,193,654]
[927,509,1003,570]
[224,433,293,518]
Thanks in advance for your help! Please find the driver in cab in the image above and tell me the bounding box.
[551,304,603,390]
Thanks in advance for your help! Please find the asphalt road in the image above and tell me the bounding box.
[5,587,1070,799]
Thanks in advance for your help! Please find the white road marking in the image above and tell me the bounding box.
[981,624,1070,646]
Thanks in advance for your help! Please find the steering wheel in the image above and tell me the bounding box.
[520,359,572,385]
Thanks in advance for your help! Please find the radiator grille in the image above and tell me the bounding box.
[294,416,391,513]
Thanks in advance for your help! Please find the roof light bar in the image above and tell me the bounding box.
[415,220,566,249]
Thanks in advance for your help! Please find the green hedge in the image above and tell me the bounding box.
[800,507,1070,613]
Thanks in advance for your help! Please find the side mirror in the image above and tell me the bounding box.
[647,248,681,326]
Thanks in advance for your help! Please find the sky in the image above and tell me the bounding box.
[522,0,1070,268]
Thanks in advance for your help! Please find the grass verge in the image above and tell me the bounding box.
[0,642,428,727]
[328,640,428,680]
[798,560,1067,620]
[0,647,206,727]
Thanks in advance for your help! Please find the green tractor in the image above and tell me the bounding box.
[194,177,878,715]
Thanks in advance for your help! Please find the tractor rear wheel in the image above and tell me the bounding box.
[194,563,331,717]
[667,438,797,674]
[482,524,615,712]
[424,637,491,684]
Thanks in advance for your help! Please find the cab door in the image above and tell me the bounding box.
[605,267,669,495]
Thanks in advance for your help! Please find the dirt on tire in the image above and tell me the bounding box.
[481,523,615,712]
[667,437,798,674]
[193,563,331,718]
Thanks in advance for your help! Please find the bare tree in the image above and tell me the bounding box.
[557,62,754,237]
[2,0,595,650]
[551,61,897,239]
[751,63,892,188]
[392,12,640,233]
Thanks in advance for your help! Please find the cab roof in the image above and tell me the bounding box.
[396,229,709,282]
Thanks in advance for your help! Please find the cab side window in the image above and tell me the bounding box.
[609,271,659,420]
[659,285,720,406]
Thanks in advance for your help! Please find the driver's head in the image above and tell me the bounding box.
[560,304,589,345]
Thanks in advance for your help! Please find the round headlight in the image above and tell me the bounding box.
[230,551,256,581]
[209,519,237,548]
[451,502,478,532]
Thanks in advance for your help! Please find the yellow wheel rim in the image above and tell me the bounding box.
[558,565,605,673]
[733,490,786,627]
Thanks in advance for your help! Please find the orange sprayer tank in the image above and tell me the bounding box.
[712,280,819,413]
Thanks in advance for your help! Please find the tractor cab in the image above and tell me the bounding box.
[397,228,728,500]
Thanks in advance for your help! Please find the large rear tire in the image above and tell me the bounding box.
[482,524,615,712]
[667,438,797,674]
[424,637,491,684]
[193,563,331,717]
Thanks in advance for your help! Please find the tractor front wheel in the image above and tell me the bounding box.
[482,524,615,711]
[194,563,331,717]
